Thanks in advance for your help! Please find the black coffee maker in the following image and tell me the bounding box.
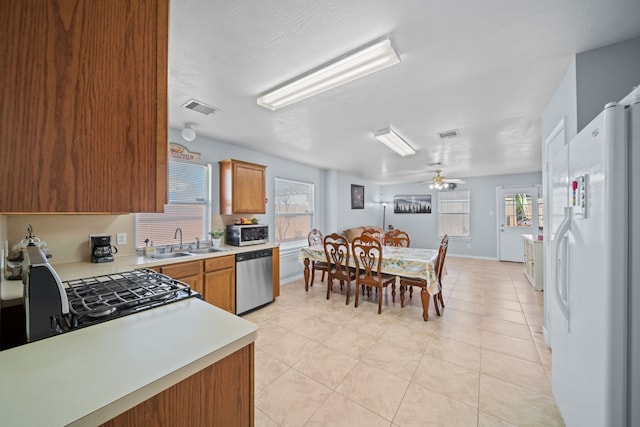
[91,235,118,263]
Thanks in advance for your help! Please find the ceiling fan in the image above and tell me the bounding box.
[429,169,464,190]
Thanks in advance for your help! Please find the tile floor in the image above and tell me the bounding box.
[243,256,565,426]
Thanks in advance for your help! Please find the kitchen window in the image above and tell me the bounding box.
[275,178,314,250]
[438,189,470,238]
[136,160,211,248]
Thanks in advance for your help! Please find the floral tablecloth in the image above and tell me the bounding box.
[299,245,440,295]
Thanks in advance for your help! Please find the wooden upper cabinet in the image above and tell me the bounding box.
[219,159,266,215]
[0,0,168,213]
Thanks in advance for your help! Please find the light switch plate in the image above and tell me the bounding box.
[117,233,127,245]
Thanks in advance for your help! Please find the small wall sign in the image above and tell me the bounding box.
[169,143,201,160]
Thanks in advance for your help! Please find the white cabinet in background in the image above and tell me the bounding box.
[523,234,544,290]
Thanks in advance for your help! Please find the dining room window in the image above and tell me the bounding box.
[136,159,211,248]
[275,177,314,249]
[438,189,470,237]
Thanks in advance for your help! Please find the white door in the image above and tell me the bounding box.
[543,120,568,347]
[497,186,539,262]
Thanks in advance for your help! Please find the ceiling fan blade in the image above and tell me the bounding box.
[443,178,464,183]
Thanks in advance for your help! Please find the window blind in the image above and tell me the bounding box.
[136,160,211,248]
[438,190,470,237]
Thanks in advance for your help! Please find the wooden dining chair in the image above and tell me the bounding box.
[384,229,411,247]
[361,227,385,245]
[352,234,396,314]
[308,229,329,287]
[323,233,356,304]
[434,234,449,309]
[399,234,449,316]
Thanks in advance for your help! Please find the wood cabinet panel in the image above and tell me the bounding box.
[160,260,203,279]
[204,267,236,313]
[0,0,168,213]
[204,255,235,272]
[220,159,266,215]
[100,343,255,427]
[179,274,204,295]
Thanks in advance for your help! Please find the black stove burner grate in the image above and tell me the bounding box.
[64,269,195,320]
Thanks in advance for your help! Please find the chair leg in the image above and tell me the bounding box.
[433,294,441,316]
[326,278,332,300]
[354,284,360,308]
[377,287,383,314]
[391,282,396,303]
[409,286,413,300]
[311,267,316,287]
[321,270,326,282]
[345,280,351,305]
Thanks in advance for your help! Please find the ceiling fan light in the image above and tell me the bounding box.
[374,127,415,157]
[257,38,400,110]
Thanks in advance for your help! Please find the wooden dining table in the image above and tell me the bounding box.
[298,245,440,320]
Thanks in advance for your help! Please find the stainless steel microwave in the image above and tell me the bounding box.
[225,224,268,246]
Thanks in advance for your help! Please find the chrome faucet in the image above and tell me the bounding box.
[195,237,200,249]
[174,227,183,251]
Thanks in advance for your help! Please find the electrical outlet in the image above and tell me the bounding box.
[117,233,127,245]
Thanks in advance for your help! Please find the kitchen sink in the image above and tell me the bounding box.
[188,247,230,254]
[148,251,194,260]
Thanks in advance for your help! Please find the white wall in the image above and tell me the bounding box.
[576,36,640,131]
[381,172,542,259]
[334,172,381,232]
[169,128,328,233]
[168,129,329,284]
[541,57,578,144]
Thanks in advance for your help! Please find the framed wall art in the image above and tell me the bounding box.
[393,194,432,214]
[351,184,365,209]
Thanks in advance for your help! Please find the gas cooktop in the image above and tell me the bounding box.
[60,269,201,331]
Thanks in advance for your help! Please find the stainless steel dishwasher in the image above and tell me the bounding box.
[235,248,273,315]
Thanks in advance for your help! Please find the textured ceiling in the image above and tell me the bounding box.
[168,0,640,184]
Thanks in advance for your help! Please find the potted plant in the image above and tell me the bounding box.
[209,229,224,247]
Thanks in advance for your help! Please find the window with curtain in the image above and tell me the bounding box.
[136,159,211,248]
[275,178,314,249]
[438,189,470,237]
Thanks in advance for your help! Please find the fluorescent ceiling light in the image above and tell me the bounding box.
[257,38,400,110]
[374,128,416,157]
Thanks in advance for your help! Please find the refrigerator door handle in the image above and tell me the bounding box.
[553,206,572,326]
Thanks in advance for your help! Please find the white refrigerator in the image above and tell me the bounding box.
[548,89,639,426]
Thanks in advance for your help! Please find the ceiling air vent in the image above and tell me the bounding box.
[181,99,219,116]
[437,129,459,139]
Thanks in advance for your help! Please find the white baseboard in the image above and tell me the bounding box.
[447,253,500,261]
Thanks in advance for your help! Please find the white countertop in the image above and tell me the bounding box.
[1,242,278,300]
[0,243,270,425]
[0,297,257,426]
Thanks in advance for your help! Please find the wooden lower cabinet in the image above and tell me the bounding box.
[100,342,254,427]
[204,256,236,313]
[152,248,279,313]
[158,260,204,294]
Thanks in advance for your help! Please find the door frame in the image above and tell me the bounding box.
[496,185,541,262]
